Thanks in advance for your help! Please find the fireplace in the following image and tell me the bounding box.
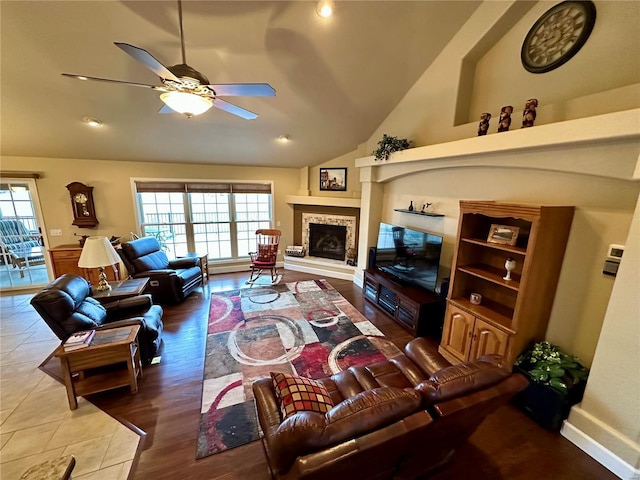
[308,223,347,260]
[301,212,357,263]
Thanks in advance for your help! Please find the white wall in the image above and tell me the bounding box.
[563,195,640,476]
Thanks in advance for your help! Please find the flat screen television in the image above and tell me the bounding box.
[374,222,443,294]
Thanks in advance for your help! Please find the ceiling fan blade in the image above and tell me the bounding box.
[206,83,276,97]
[61,73,169,91]
[212,99,258,120]
[115,42,181,82]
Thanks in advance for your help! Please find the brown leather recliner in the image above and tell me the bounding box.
[253,338,528,480]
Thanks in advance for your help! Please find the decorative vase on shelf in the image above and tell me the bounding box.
[408,201,414,211]
[477,112,491,136]
[421,202,432,213]
[498,105,513,132]
[522,99,538,128]
[504,257,516,280]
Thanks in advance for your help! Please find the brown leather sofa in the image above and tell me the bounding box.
[253,338,528,480]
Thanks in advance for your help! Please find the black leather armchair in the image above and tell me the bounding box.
[119,237,202,304]
[30,274,163,364]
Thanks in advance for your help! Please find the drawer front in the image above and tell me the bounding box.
[396,296,418,332]
[397,296,418,316]
[51,250,81,260]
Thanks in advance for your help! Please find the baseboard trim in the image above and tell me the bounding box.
[561,420,640,479]
[208,261,283,275]
[284,263,354,281]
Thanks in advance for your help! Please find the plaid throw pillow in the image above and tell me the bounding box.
[257,244,278,262]
[271,372,334,419]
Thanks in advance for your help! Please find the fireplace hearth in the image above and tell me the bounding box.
[308,223,347,261]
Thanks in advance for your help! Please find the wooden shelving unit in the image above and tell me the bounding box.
[439,201,575,365]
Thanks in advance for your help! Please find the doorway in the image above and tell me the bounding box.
[0,179,51,290]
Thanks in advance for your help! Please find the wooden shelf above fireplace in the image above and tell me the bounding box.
[286,195,361,209]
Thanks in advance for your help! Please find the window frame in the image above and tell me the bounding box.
[131,178,274,262]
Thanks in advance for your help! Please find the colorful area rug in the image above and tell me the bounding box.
[196,279,402,459]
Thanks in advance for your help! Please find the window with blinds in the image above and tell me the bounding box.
[133,181,273,260]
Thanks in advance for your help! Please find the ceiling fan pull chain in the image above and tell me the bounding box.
[178,0,186,65]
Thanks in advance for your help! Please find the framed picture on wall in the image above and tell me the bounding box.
[319,168,347,191]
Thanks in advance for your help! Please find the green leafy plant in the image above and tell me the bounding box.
[515,341,589,394]
[372,133,412,161]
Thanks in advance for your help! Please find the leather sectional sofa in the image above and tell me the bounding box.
[253,337,528,480]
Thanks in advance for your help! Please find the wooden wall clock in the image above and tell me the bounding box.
[521,1,596,74]
[66,182,99,227]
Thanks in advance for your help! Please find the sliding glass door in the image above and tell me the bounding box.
[0,179,51,290]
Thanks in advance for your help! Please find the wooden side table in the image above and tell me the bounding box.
[184,253,208,283]
[49,244,121,284]
[91,278,149,302]
[54,325,142,410]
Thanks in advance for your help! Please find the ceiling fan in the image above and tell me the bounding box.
[62,0,275,119]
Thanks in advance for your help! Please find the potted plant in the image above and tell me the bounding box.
[512,341,589,430]
[372,133,412,161]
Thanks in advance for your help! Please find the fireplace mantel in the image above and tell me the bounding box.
[286,195,361,208]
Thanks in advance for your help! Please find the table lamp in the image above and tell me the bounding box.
[78,236,121,291]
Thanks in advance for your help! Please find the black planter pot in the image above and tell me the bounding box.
[511,367,586,431]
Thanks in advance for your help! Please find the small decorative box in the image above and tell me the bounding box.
[285,246,306,257]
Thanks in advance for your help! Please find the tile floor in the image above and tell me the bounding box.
[0,264,49,291]
[0,292,140,479]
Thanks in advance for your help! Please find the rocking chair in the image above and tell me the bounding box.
[247,229,281,285]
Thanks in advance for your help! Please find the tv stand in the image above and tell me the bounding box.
[363,269,443,338]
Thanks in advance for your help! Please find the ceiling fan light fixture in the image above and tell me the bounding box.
[277,134,291,143]
[160,91,213,116]
[316,0,334,18]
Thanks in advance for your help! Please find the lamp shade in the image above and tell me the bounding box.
[78,236,121,268]
[160,92,213,116]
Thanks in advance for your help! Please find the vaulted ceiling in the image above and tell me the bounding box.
[1,1,481,168]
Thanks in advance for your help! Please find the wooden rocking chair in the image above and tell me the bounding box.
[247,229,281,285]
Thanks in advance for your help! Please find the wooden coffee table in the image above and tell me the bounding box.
[54,325,142,410]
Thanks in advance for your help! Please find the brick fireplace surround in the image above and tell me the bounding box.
[301,213,357,259]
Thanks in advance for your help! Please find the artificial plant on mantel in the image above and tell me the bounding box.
[372,133,412,161]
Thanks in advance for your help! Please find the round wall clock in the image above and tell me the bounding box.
[521,1,596,74]
[66,182,99,227]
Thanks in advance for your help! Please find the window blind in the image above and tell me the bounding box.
[135,181,271,194]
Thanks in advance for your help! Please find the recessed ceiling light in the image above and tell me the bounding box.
[316,1,334,18]
[277,134,291,143]
[83,116,102,127]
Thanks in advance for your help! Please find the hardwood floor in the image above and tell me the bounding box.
[84,271,615,480]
